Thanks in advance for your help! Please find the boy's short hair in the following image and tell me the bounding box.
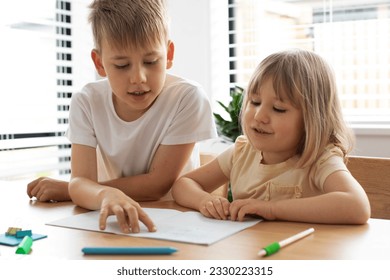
[89,0,169,51]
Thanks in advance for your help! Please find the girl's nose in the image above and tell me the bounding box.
[254,105,270,123]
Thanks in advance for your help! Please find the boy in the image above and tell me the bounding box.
[27,0,217,233]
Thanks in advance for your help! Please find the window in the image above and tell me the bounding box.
[228,0,390,126]
[0,0,94,180]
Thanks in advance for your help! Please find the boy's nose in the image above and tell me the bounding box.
[130,67,146,84]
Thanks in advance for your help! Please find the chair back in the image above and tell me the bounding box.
[347,156,390,219]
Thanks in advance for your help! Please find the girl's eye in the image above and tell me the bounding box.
[250,100,260,106]
[273,107,286,113]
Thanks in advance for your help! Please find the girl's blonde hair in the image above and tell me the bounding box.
[241,49,354,168]
[89,0,169,52]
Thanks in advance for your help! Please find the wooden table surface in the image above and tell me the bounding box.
[1,180,389,260]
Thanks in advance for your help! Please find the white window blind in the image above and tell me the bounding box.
[228,0,390,126]
[0,0,77,180]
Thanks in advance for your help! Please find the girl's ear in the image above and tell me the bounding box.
[91,49,107,77]
[166,40,175,69]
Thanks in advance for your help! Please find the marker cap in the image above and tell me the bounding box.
[264,242,281,256]
[15,236,33,254]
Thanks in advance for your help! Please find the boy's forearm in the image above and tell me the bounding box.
[101,173,173,201]
[68,177,105,210]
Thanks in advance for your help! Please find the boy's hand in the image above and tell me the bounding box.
[199,196,230,220]
[27,177,70,202]
[98,188,156,234]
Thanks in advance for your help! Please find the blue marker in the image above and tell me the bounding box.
[82,246,178,255]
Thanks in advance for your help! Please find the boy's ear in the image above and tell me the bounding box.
[166,40,175,69]
[91,49,107,77]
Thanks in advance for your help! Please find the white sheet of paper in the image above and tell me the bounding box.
[46,208,261,245]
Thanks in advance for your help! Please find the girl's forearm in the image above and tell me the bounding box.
[172,177,212,211]
[269,192,370,224]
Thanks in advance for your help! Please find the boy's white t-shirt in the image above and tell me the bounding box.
[66,74,217,181]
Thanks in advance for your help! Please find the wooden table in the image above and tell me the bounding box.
[1,180,390,260]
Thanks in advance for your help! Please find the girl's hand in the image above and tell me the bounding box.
[199,196,230,220]
[98,188,156,234]
[230,199,272,221]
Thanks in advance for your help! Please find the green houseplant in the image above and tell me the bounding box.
[213,86,244,143]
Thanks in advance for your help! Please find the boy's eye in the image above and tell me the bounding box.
[114,64,129,69]
[144,59,158,65]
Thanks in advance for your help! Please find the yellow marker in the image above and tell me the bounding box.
[5,227,22,236]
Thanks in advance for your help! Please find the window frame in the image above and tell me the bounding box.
[227,0,390,133]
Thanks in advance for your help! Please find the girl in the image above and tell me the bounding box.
[172,49,371,224]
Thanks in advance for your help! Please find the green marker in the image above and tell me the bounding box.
[258,228,315,257]
[227,182,233,202]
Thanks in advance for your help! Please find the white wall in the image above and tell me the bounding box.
[353,129,390,157]
[167,0,230,108]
